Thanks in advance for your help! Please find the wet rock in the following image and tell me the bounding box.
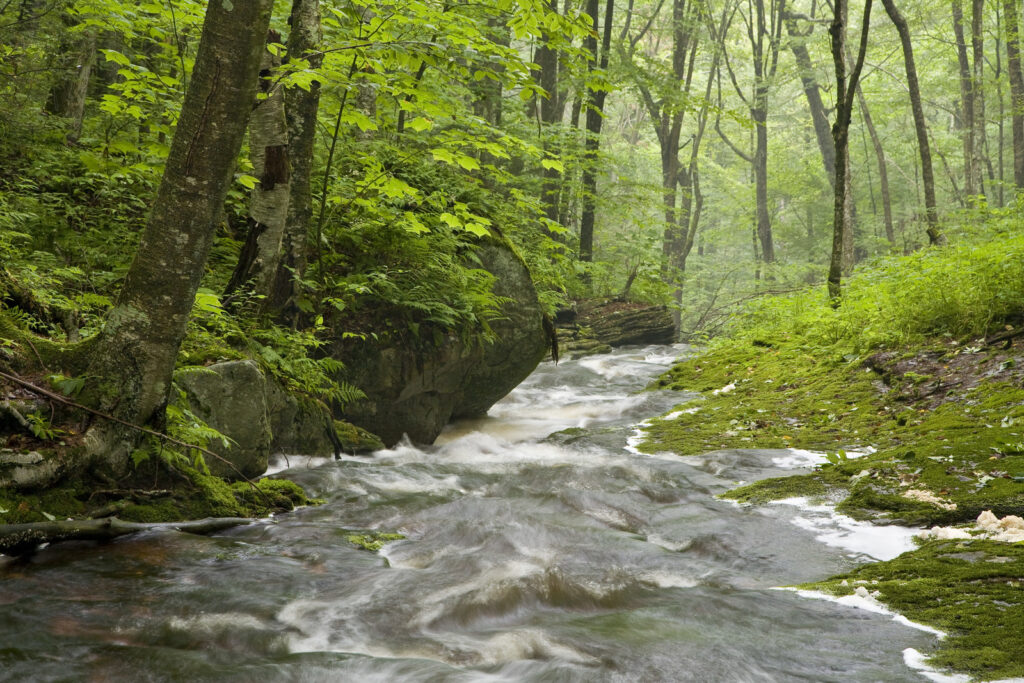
[176,361,271,480]
[336,238,549,446]
[177,362,385,479]
[0,450,62,490]
[265,380,382,456]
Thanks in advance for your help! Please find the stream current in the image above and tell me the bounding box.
[0,345,942,682]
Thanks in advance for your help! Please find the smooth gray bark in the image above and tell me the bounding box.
[84,0,274,471]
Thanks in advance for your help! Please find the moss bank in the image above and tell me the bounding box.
[0,468,318,528]
[799,540,1024,680]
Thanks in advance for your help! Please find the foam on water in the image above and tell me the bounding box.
[769,497,918,560]
[783,588,945,638]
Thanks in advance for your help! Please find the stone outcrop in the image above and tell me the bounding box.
[583,301,676,347]
[335,237,550,446]
[176,360,380,480]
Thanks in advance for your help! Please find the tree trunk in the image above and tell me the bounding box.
[45,17,97,142]
[225,33,292,306]
[784,14,836,177]
[971,0,987,199]
[269,0,323,320]
[952,0,977,198]
[880,0,943,244]
[1004,0,1024,189]
[83,0,274,472]
[856,85,895,243]
[828,0,872,302]
[750,0,786,264]
[579,0,615,263]
[534,0,562,224]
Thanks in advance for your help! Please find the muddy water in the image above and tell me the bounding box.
[0,346,939,682]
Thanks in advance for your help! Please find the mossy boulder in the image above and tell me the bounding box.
[336,238,549,446]
[177,361,385,479]
[176,361,272,480]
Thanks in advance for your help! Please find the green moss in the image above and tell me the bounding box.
[800,540,1024,681]
[0,484,89,524]
[641,342,894,456]
[723,472,829,505]
[334,419,385,452]
[343,530,405,552]
[644,341,1024,526]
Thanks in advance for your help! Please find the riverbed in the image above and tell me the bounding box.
[0,346,942,681]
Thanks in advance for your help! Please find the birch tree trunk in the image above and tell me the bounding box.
[269,0,323,319]
[226,33,292,305]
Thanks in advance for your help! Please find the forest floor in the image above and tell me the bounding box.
[639,335,1024,680]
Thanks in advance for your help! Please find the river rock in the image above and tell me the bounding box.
[176,361,383,480]
[336,238,550,446]
[175,361,272,480]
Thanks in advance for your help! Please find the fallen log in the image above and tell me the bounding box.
[0,516,252,556]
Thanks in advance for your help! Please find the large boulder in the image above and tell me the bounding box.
[176,361,272,480]
[336,238,550,446]
[176,361,382,480]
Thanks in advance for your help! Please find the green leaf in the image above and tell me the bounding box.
[101,49,131,66]
[407,117,433,132]
[541,159,564,172]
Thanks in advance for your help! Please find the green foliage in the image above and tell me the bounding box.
[716,208,1024,355]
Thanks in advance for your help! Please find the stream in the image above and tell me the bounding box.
[0,345,944,682]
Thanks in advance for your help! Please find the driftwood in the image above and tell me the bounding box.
[0,516,252,556]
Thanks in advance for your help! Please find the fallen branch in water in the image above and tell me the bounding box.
[0,516,252,556]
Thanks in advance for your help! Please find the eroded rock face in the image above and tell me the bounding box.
[336,238,550,447]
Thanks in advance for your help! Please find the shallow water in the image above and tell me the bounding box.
[0,346,940,682]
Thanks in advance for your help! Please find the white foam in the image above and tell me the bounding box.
[769,497,918,560]
[902,648,971,682]
[770,447,873,470]
[638,570,699,589]
[624,422,650,455]
[265,454,332,476]
[783,588,946,638]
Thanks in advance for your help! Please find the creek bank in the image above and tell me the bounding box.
[556,300,676,360]
[639,336,1024,680]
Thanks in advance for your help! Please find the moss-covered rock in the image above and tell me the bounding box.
[176,361,272,480]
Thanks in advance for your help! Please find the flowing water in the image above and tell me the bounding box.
[0,346,942,682]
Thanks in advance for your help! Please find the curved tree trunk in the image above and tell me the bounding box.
[84,0,274,472]
[880,0,943,244]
